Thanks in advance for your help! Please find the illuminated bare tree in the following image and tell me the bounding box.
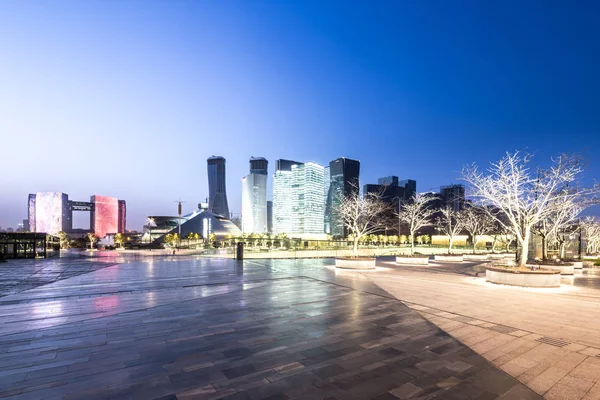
[542,191,589,259]
[461,151,597,267]
[581,217,600,254]
[398,193,435,255]
[462,205,495,253]
[337,187,393,256]
[436,206,466,253]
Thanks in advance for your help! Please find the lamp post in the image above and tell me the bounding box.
[175,199,185,248]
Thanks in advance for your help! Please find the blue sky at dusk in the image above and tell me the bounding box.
[1,1,599,230]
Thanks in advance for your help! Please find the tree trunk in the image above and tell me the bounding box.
[410,233,415,255]
[353,237,359,257]
[472,235,477,254]
[519,227,531,268]
[560,242,566,259]
[448,236,453,253]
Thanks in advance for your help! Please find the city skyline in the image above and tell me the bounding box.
[1,2,599,230]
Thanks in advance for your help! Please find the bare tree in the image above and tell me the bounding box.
[86,232,98,250]
[541,190,589,259]
[581,217,600,254]
[462,205,495,253]
[436,206,466,253]
[461,151,597,267]
[398,193,435,255]
[337,187,393,256]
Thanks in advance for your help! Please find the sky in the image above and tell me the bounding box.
[1,1,599,230]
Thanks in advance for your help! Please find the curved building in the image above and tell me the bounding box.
[207,156,230,218]
[147,209,241,243]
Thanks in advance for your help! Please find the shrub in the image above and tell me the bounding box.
[594,259,600,266]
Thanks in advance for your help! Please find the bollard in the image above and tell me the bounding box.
[236,242,244,260]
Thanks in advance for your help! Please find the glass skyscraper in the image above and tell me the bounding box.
[272,159,302,234]
[290,162,325,235]
[325,157,360,238]
[241,157,268,233]
[273,160,326,236]
[207,156,230,218]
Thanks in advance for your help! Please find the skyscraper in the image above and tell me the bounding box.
[272,159,303,234]
[241,157,268,233]
[207,156,230,218]
[440,184,465,211]
[325,157,360,238]
[363,176,417,235]
[290,162,325,235]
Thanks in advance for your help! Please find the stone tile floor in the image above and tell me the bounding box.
[367,258,600,399]
[0,255,539,399]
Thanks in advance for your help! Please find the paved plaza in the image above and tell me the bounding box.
[0,254,539,400]
[367,258,600,400]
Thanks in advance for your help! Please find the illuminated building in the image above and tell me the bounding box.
[207,156,230,218]
[325,157,360,238]
[272,159,303,234]
[28,192,70,235]
[241,157,268,233]
[273,160,325,236]
[90,195,118,238]
[290,162,325,235]
[143,209,241,243]
[27,192,126,237]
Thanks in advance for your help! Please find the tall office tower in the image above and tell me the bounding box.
[440,184,465,211]
[325,157,360,238]
[207,156,230,218]
[118,200,127,233]
[363,176,417,235]
[266,201,273,233]
[272,159,303,234]
[28,192,71,235]
[290,162,325,235]
[323,166,330,233]
[241,157,268,233]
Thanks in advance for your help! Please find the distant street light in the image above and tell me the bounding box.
[175,199,185,248]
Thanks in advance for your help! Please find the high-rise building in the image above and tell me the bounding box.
[290,162,325,235]
[118,200,127,233]
[272,159,303,234]
[325,157,360,238]
[241,157,268,233]
[440,184,465,211]
[363,176,417,235]
[207,156,230,218]
[266,201,273,233]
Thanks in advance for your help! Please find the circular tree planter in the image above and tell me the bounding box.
[486,266,561,288]
[561,260,583,269]
[434,254,464,262]
[396,255,429,265]
[464,254,490,261]
[335,257,376,270]
[526,261,575,276]
[490,253,514,260]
